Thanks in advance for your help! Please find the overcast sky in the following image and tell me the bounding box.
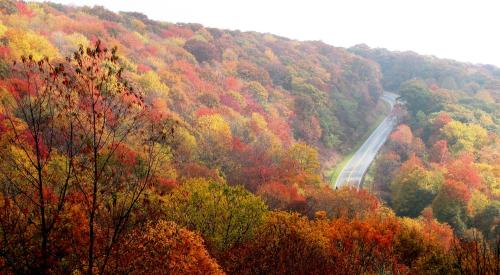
[37,0,500,67]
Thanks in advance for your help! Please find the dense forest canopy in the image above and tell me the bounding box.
[0,1,498,274]
[350,44,500,103]
[354,46,499,253]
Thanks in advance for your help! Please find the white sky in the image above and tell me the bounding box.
[36,0,500,67]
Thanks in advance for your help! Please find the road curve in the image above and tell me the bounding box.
[334,91,399,189]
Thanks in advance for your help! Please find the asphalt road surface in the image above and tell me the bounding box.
[334,91,399,189]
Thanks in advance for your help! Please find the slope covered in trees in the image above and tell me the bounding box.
[0,1,498,274]
[0,0,393,215]
[2,0,385,153]
[350,44,500,102]
[359,48,500,242]
[357,46,500,273]
[370,80,499,239]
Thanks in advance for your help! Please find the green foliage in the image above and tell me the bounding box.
[441,121,488,153]
[432,188,470,236]
[0,59,10,79]
[246,81,268,103]
[285,143,321,174]
[472,202,500,239]
[163,178,268,252]
[0,1,389,159]
[391,157,443,217]
[399,80,442,119]
[0,2,498,273]
[350,44,500,95]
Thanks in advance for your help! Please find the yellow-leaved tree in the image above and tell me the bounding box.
[5,29,59,60]
[197,114,233,168]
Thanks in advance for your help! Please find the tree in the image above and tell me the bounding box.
[225,211,333,274]
[283,143,321,175]
[256,181,306,211]
[391,155,443,217]
[163,178,267,253]
[267,63,291,89]
[449,232,500,274]
[445,153,482,190]
[429,140,449,164]
[0,42,169,274]
[5,29,59,60]
[237,60,271,85]
[278,143,322,186]
[399,80,442,121]
[394,218,454,273]
[294,115,322,144]
[327,211,404,274]
[472,202,499,239]
[116,220,224,274]
[66,42,164,274]
[305,186,380,219]
[184,39,218,63]
[170,126,197,164]
[197,114,233,168]
[388,124,413,160]
[432,112,452,130]
[51,32,91,56]
[432,180,471,235]
[373,151,401,201]
[138,70,169,99]
[0,53,82,272]
[245,81,268,103]
[441,121,488,153]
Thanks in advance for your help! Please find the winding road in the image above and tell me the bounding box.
[334,91,399,189]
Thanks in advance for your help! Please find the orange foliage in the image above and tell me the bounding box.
[224,211,454,274]
[441,179,471,203]
[224,76,241,91]
[328,213,405,274]
[390,124,414,145]
[421,216,454,251]
[224,211,333,274]
[430,139,449,164]
[0,2,497,273]
[161,25,194,39]
[433,112,452,129]
[445,154,483,190]
[305,186,380,219]
[179,162,224,182]
[257,181,306,210]
[118,221,224,274]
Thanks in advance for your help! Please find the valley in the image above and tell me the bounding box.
[0,1,497,274]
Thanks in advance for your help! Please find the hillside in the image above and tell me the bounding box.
[350,44,500,99]
[0,1,498,274]
[356,46,499,239]
[2,1,385,150]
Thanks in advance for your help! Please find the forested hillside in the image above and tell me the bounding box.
[0,1,498,274]
[357,47,500,240]
[350,44,500,101]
